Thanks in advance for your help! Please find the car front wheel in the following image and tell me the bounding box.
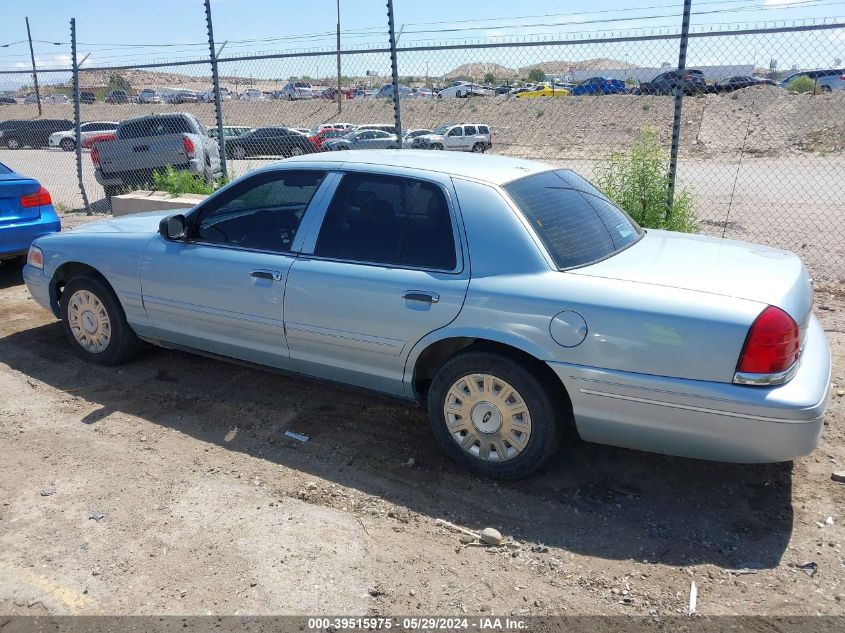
[232,145,247,160]
[60,275,141,366]
[427,351,562,479]
[60,138,76,152]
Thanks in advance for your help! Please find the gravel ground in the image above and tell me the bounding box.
[1,262,844,617]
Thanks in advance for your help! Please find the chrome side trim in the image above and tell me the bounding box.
[733,362,800,386]
[578,387,816,424]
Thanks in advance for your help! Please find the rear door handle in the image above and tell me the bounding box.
[250,270,282,281]
[402,290,440,304]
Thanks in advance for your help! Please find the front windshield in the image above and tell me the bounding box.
[432,124,451,134]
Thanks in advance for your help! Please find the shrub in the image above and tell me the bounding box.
[595,128,697,233]
[527,68,546,83]
[152,165,230,197]
[786,75,818,94]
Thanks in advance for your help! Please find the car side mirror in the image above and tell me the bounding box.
[160,214,187,240]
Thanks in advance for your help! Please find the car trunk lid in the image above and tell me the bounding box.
[572,229,813,325]
[0,176,42,225]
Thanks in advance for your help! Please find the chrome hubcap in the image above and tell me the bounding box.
[67,290,112,353]
[444,373,532,462]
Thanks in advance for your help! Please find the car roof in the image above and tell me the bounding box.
[278,150,550,185]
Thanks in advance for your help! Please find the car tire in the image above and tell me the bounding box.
[290,146,304,156]
[232,145,247,160]
[6,137,20,149]
[432,143,444,150]
[59,138,75,152]
[456,91,463,98]
[427,351,562,479]
[60,275,141,366]
[471,143,485,153]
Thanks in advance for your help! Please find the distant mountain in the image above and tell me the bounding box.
[444,63,517,80]
[518,58,640,74]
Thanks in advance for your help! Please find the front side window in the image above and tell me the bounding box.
[447,127,462,137]
[315,173,456,270]
[503,170,642,269]
[193,170,326,253]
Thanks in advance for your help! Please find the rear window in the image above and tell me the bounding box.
[119,116,192,139]
[0,162,11,175]
[478,125,489,134]
[503,170,642,269]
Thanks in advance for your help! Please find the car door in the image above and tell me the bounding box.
[284,170,469,396]
[444,126,463,150]
[140,169,334,369]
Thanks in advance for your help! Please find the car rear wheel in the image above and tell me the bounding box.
[290,145,304,156]
[60,275,141,366]
[471,143,486,153]
[427,352,562,479]
[6,138,20,149]
[431,143,444,150]
[60,138,76,152]
[232,145,247,160]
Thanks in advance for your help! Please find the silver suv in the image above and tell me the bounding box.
[412,123,492,152]
[779,68,845,92]
[281,81,313,100]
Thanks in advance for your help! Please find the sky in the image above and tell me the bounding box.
[0,0,842,85]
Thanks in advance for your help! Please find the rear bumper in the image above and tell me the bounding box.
[0,216,61,259]
[548,314,830,463]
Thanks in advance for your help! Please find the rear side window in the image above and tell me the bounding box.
[478,125,489,134]
[464,125,477,135]
[503,170,642,269]
[315,173,456,270]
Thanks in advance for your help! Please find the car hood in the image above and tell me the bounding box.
[66,210,174,235]
[572,229,813,322]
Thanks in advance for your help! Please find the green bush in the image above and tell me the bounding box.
[786,75,818,94]
[152,165,230,197]
[527,68,546,83]
[595,128,697,233]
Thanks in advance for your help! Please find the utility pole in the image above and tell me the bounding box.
[70,18,90,214]
[25,17,42,116]
[666,0,692,222]
[336,0,342,113]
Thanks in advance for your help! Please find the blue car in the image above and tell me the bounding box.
[0,162,60,264]
[570,76,628,95]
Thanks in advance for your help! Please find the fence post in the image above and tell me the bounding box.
[70,18,91,215]
[666,0,692,222]
[204,0,228,181]
[336,0,342,114]
[386,0,402,146]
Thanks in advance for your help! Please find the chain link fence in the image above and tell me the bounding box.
[0,18,842,279]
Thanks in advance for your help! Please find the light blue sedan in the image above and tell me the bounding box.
[22,151,830,478]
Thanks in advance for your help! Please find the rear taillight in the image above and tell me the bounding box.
[183,135,196,158]
[734,305,800,383]
[20,186,52,208]
[91,146,100,167]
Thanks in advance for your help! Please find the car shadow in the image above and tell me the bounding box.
[0,321,794,569]
[0,260,24,289]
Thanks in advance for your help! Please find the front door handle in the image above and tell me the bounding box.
[402,290,440,304]
[250,270,282,281]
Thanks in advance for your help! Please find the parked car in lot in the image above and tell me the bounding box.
[0,119,73,150]
[138,89,163,104]
[516,86,570,98]
[105,90,130,104]
[0,96,16,105]
[322,128,399,151]
[239,88,265,102]
[402,129,433,148]
[44,94,69,105]
[635,69,707,95]
[0,162,60,266]
[48,121,119,152]
[280,81,313,100]
[82,132,116,150]
[22,151,831,479]
[308,127,349,151]
[312,122,357,134]
[23,93,39,104]
[779,68,845,92]
[374,84,413,99]
[225,127,315,159]
[570,76,627,95]
[706,76,776,93]
[206,126,251,139]
[92,113,221,197]
[411,123,491,152]
[166,90,199,104]
[438,81,494,98]
[199,87,233,102]
[80,91,97,104]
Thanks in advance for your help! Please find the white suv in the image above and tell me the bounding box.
[412,123,492,152]
[437,82,493,99]
[281,81,313,100]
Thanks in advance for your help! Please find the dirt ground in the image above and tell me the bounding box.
[1,259,844,617]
